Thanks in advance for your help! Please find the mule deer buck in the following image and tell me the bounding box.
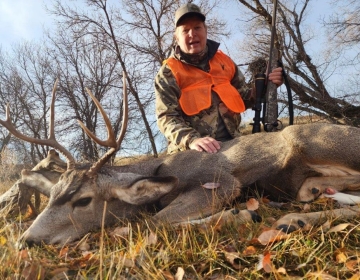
[1,78,360,246]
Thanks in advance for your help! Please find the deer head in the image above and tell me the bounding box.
[1,75,178,246]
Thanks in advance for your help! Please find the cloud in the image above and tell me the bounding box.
[0,0,51,49]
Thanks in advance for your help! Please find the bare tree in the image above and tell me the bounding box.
[235,0,360,126]
[0,43,57,165]
[47,0,231,157]
[325,0,360,51]
[46,26,125,161]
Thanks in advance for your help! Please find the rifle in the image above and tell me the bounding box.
[252,0,282,134]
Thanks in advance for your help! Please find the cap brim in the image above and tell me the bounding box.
[176,13,206,26]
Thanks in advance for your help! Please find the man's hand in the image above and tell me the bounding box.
[189,137,221,153]
[268,67,283,86]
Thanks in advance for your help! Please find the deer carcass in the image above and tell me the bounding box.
[1,79,360,246]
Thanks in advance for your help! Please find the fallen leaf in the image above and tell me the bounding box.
[256,254,264,271]
[110,226,130,238]
[262,252,273,273]
[21,261,46,280]
[257,229,289,245]
[175,267,185,280]
[307,272,338,279]
[224,251,241,270]
[242,245,257,256]
[321,220,331,232]
[246,198,259,211]
[277,267,287,275]
[18,249,30,260]
[335,252,347,264]
[116,255,135,268]
[161,270,174,280]
[346,259,360,271]
[49,267,69,278]
[78,240,90,251]
[327,223,352,233]
[145,231,158,246]
[59,247,69,258]
[348,273,360,280]
[0,236,7,245]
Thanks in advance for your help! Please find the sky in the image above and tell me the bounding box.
[0,0,332,52]
[0,0,337,124]
[0,0,52,50]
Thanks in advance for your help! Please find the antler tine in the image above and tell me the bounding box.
[78,88,117,148]
[0,79,76,170]
[115,72,129,149]
[86,72,128,177]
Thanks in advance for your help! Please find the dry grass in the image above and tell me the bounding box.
[240,114,331,135]
[0,196,360,279]
[0,147,21,194]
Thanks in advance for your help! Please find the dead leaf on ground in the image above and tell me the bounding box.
[348,272,360,280]
[346,259,360,271]
[49,267,69,278]
[277,267,287,275]
[327,223,353,233]
[110,226,130,238]
[77,239,91,251]
[161,270,174,280]
[145,231,158,246]
[18,249,30,260]
[224,251,241,270]
[246,198,259,211]
[21,261,46,280]
[335,252,347,264]
[175,267,185,280]
[262,252,273,273]
[257,252,273,273]
[59,247,69,258]
[242,245,257,256]
[321,220,331,232]
[307,272,338,280]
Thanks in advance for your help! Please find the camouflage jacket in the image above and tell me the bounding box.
[155,39,254,154]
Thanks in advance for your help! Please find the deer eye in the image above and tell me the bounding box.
[73,197,92,208]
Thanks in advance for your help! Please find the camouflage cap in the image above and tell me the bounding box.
[175,3,206,27]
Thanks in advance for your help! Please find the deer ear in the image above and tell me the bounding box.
[112,176,179,205]
[21,169,55,196]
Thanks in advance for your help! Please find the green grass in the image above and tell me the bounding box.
[1,198,360,279]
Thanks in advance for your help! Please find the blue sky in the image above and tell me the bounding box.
[0,0,51,50]
[1,1,333,51]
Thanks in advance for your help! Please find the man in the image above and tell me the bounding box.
[155,3,283,154]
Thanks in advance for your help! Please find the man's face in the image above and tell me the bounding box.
[175,17,207,54]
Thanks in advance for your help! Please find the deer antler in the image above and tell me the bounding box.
[79,72,128,177]
[0,80,76,170]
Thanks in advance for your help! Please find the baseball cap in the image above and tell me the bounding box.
[175,3,206,26]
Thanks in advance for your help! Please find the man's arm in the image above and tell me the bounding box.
[155,64,201,152]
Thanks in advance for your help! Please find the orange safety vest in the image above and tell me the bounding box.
[166,51,245,116]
